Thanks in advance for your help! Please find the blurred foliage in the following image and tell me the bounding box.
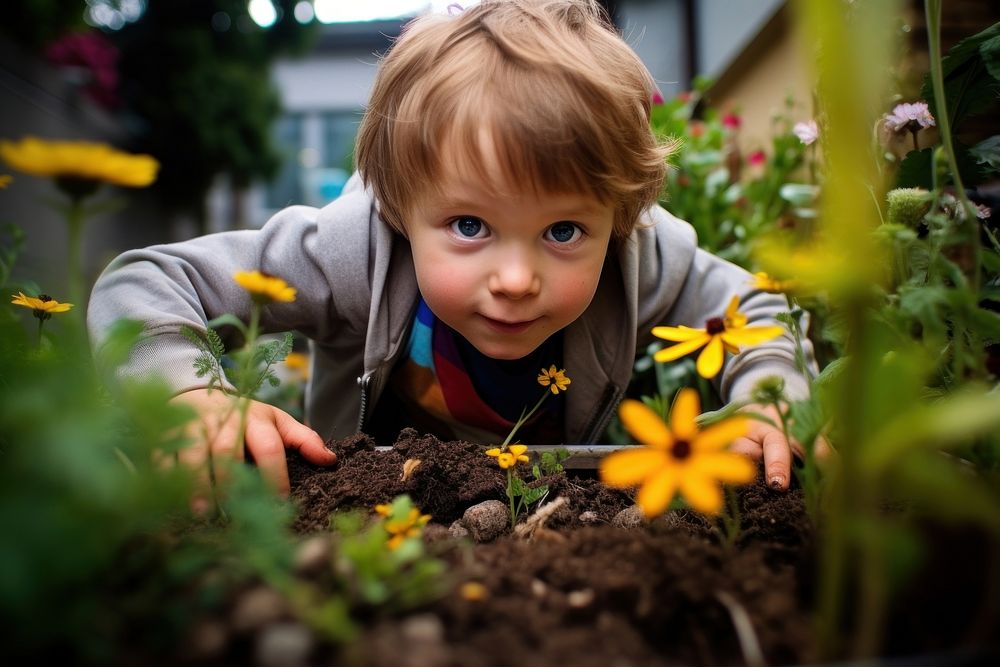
[108,0,318,229]
[898,21,1000,189]
[0,0,86,51]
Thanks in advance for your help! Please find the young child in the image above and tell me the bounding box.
[88,0,818,500]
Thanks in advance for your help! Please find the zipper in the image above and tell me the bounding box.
[356,372,373,432]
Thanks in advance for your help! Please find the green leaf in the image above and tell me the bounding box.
[206,313,248,337]
[921,22,1000,129]
[966,304,1000,340]
[864,386,1000,472]
[778,183,820,207]
[889,451,1000,530]
[969,135,1000,174]
[896,148,933,189]
[982,32,1000,81]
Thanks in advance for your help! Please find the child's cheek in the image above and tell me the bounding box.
[551,271,602,320]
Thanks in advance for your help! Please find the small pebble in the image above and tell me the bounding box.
[461,500,509,542]
[255,622,314,667]
[611,504,645,529]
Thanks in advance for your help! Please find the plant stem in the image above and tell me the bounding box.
[66,198,85,307]
[234,303,262,460]
[502,390,550,447]
[925,0,981,292]
[506,469,517,527]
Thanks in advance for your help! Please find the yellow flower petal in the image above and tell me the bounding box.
[537,366,571,393]
[0,136,158,188]
[233,270,297,303]
[599,447,669,487]
[723,295,741,320]
[651,325,708,342]
[618,399,673,450]
[692,416,748,452]
[653,332,711,363]
[636,465,680,517]
[721,326,785,348]
[497,452,516,469]
[679,472,724,515]
[508,444,528,457]
[695,335,725,379]
[485,448,501,457]
[691,452,757,484]
[669,388,701,442]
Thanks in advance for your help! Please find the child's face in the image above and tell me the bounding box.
[405,144,615,361]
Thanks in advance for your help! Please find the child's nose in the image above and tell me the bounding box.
[488,255,540,299]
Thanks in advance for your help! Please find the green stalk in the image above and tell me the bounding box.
[502,390,550,447]
[506,469,517,527]
[925,0,981,292]
[66,198,85,308]
[234,302,263,461]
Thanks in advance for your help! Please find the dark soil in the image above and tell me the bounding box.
[191,428,998,667]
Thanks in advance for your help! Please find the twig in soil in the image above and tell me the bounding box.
[715,590,767,667]
[513,496,568,541]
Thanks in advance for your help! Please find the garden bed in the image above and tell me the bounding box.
[174,429,1000,667]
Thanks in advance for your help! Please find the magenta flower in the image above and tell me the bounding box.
[883,102,936,132]
[793,120,819,146]
[652,91,664,105]
[45,31,120,109]
[722,113,741,130]
[747,150,766,167]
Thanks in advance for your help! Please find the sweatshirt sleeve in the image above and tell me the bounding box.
[87,184,375,395]
[634,205,816,403]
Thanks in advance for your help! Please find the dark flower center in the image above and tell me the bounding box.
[705,317,725,334]
[671,439,692,460]
[38,294,52,302]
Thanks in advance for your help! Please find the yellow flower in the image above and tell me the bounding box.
[537,365,571,394]
[233,270,296,303]
[0,137,158,188]
[284,351,310,380]
[750,272,799,294]
[486,444,530,469]
[0,174,12,188]
[651,296,785,379]
[11,292,74,319]
[380,507,432,551]
[599,389,755,517]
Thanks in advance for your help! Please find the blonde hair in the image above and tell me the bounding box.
[355,0,672,239]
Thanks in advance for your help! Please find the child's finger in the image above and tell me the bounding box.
[272,409,337,466]
[760,430,792,490]
[245,417,291,497]
[176,436,213,515]
[729,437,763,460]
[207,413,244,494]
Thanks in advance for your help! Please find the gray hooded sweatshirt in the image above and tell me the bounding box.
[88,174,812,444]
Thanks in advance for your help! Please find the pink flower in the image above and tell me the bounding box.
[652,91,664,105]
[883,102,936,132]
[747,150,766,167]
[722,113,741,130]
[45,30,120,109]
[793,120,819,146]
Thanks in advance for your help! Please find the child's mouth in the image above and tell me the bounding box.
[480,314,538,334]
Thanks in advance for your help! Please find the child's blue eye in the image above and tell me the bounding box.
[451,216,486,238]
[546,222,582,244]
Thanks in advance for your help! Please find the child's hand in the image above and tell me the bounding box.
[730,403,831,491]
[170,388,338,507]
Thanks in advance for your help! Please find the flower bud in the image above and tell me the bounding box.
[885,188,931,228]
